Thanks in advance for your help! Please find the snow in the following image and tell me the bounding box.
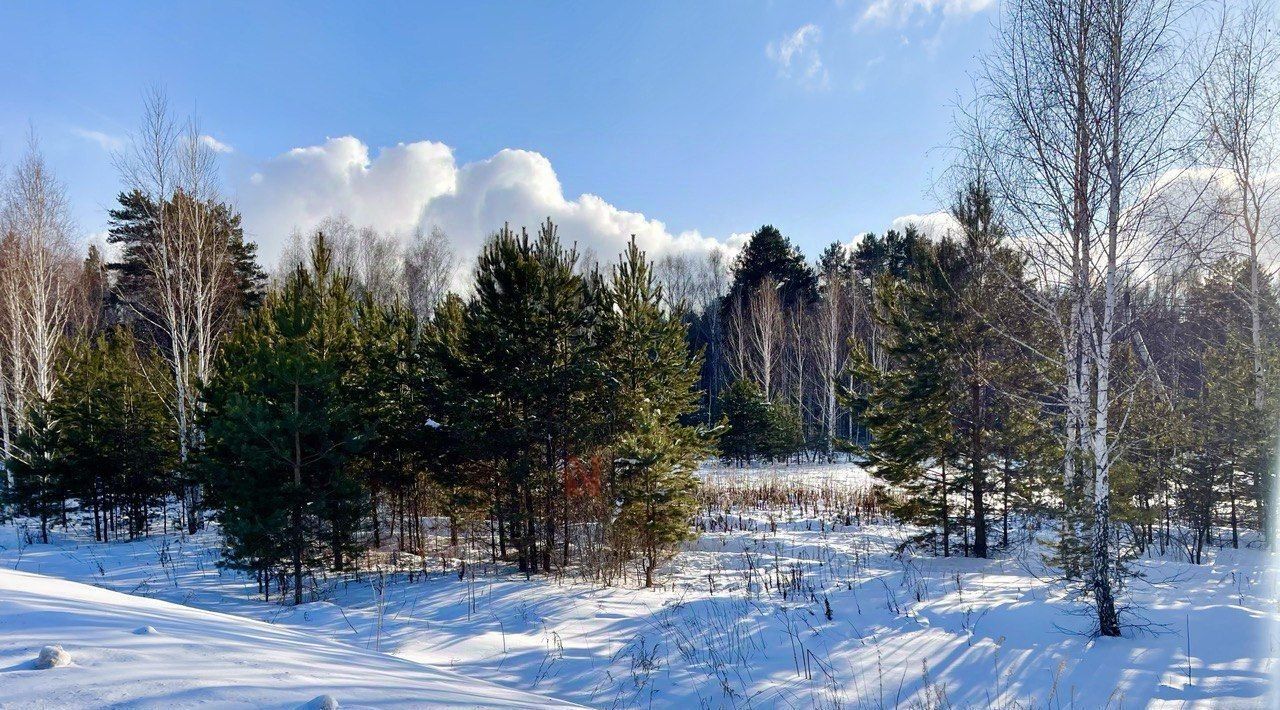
[1,461,1277,708]
[0,567,579,708]
[696,460,877,494]
[33,645,71,669]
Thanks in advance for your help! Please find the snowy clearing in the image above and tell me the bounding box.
[1,462,1277,708]
[0,567,579,709]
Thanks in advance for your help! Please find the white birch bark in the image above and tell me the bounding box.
[116,91,238,530]
[0,136,77,488]
[1200,0,1280,410]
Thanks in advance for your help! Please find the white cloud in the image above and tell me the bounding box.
[83,229,122,263]
[766,24,829,89]
[199,135,234,153]
[234,137,746,273]
[858,0,994,28]
[235,137,456,260]
[70,128,123,152]
[889,210,962,241]
[841,212,961,251]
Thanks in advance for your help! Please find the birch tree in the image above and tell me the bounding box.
[0,230,25,468]
[115,90,239,532]
[724,291,752,384]
[749,278,784,401]
[813,252,853,458]
[977,0,1104,496]
[0,136,78,492]
[972,0,1198,635]
[404,224,456,322]
[1200,0,1280,410]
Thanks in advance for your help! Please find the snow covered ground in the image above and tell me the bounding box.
[0,568,578,708]
[695,460,878,493]
[2,461,1278,708]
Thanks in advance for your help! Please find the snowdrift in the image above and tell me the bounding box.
[0,568,578,709]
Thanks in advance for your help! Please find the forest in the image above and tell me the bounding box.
[1,0,1278,649]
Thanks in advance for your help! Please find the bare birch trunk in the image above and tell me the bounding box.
[117,91,237,533]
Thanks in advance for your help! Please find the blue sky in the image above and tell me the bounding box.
[0,0,997,265]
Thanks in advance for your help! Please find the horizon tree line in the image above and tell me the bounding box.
[1,0,1277,634]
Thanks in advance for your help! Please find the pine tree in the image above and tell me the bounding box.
[199,235,362,603]
[599,238,711,586]
[851,227,925,282]
[723,224,818,313]
[456,221,606,574]
[6,403,64,543]
[420,293,488,552]
[348,295,449,552]
[54,329,176,541]
[106,189,266,325]
[80,244,109,332]
[843,274,962,555]
[718,379,802,463]
[613,407,703,587]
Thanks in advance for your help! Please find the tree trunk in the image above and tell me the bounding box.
[1090,12,1123,637]
[941,458,950,557]
[970,379,987,558]
[1002,452,1011,549]
[292,382,304,606]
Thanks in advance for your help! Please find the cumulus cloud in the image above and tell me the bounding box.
[766,24,829,89]
[236,137,456,260]
[70,128,123,152]
[199,135,234,153]
[839,211,963,253]
[858,0,994,27]
[233,137,746,273]
[889,210,962,241]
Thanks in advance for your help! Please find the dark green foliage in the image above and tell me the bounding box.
[53,329,177,541]
[418,293,489,546]
[817,241,855,281]
[106,189,267,326]
[198,235,364,603]
[5,329,177,543]
[600,239,712,586]
[843,273,962,555]
[6,405,64,543]
[185,220,713,592]
[347,295,451,551]
[851,226,925,281]
[1176,268,1273,558]
[723,225,817,313]
[842,182,1047,559]
[613,407,703,587]
[718,379,803,464]
[449,221,608,574]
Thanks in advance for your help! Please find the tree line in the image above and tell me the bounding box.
[2,0,1278,636]
[0,93,709,599]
